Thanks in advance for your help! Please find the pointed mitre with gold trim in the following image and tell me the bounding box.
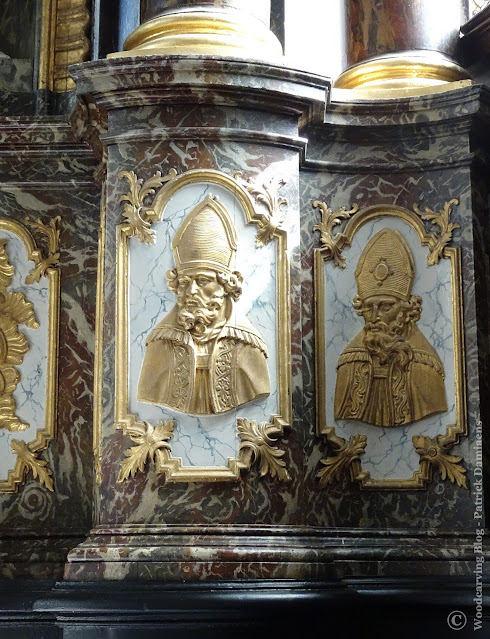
[172,194,238,274]
[355,228,415,301]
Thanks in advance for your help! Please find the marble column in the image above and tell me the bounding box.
[336,0,470,90]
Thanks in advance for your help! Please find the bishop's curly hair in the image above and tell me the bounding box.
[166,268,243,301]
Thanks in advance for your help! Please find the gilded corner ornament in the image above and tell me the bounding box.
[234,173,288,246]
[413,198,460,265]
[118,169,177,243]
[237,418,291,481]
[24,215,61,283]
[312,200,359,268]
[10,440,54,492]
[413,434,468,489]
[317,430,367,487]
[118,420,174,483]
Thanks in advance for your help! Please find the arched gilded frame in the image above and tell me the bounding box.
[112,168,292,483]
[314,202,466,490]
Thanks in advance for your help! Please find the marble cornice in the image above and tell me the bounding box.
[69,55,330,126]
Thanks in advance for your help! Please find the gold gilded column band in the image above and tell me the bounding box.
[113,9,282,59]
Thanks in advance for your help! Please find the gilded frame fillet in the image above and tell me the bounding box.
[314,204,466,490]
[115,168,291,482]
[0,218,60,493]
[39,0,90,92]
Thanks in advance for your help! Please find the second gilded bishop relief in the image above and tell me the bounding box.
[116,169,291,482]
[314,203,465,489]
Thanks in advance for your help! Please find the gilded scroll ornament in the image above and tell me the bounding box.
[312,200,359,268]
[413,434,468,489]
[10,440,54,492]
[138,195,270,414]
[25,216,61,284]
[317,431,367,487]
[0,239,39,432]
[118,169,178,244]
[237,418,291,481]
[118,420,174,483]
[234,173,288,247]
[413,199,460,265]
[334,228,447,428]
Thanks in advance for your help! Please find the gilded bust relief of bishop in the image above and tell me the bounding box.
[334,228,447,427]
[138,194,270,415]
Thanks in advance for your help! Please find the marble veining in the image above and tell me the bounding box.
[128,182,278,467]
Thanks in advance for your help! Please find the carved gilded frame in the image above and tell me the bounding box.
[0,217,60,493]
[114,168,291,482]
[314,203,466,490]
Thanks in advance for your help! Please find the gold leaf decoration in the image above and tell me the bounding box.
[25,216,61,284]
[118,169,178,244]
[413,199,460,265]
[0,241,39,432]
[237,418,290,481]
[118,420,174,482]
[413,434,468,489]
[234,173,288,247]
[317,433,367,486]
[312,200,359,268]
[11,440,54,492]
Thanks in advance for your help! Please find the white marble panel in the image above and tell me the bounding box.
[323,216,455,480]
[0,230,49,481]
[128,182,278,467]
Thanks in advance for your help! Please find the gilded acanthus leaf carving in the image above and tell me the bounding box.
[317,431,367,486]
[234,173,288,247]
[118,169,178,244]
[413,199,460,265]
[11,440,54,492]
[237,418,290,481]
[0,240,39,432]
[118,420,174,483]
[25,216,61,284]
[413,434,468,489]
[312,200,359,268]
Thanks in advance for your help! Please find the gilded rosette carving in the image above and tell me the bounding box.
[314,201,466,489]
[114,168,291,483]
[0,217,60,493]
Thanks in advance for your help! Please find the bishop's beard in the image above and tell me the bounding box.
[363,318,413,370]
[177,292,225,338]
